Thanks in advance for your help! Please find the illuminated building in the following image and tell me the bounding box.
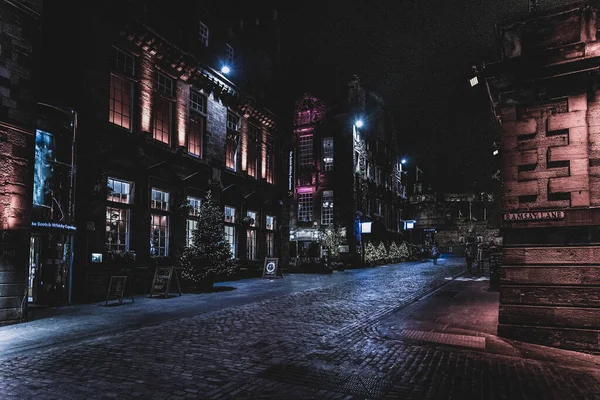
[482,3,600,352]
[41,1,286,301]
[288,77,407,269]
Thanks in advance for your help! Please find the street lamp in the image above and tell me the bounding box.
[401,158,406,164]
[354,119,363,128]
[221,65,230,74]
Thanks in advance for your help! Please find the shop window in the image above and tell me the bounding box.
[224,206,235,223]
[298,192,313,222]
[266,232,275,257]
[246,229,257,260]
[266,215,275,231]
[185,196,202,247]
[323,137,333,171]
[150,214,169,256]
[151,188,170,211]
[106,207,129,251]
[224,225,235,258]
[321,190,333,225]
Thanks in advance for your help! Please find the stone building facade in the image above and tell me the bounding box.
[289,77,407,269]
[0,0,42,324]
[484,3,600,352]
[41,1,287,302]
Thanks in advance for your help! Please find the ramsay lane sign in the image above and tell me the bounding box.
[503,210,565,222]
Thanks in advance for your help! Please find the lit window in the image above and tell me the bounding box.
[107,178,132,204]
[226,134,237,170]
[188,91,206,157]
[321,190,333,225]
[224,206,235,223]
[186,219,197,248]
[150,214,169,256]
[199,21,209,46]
[106,207,129,251]
[246,210,258,227]
[225,43,234,63]
[187,196,202,216]
[246,229,256,260]
[266,232,275,257]
[109,48,134,130]
[224,225,235,258]
[151,188,170,211]
[266,215,275,231]
[227,112,240,131]
[298,135,313,167]
[322,137,333,171]
[153,96,172,144]
[298,192,313,222]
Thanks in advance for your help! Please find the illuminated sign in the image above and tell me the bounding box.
[405,220,416,230]
[288,150,293,191]
[91,253,103,263]
[503,211,565,222]
[32,221,76,231]
[360,222,372,234]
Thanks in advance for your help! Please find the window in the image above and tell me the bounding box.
[298,135,313,167]
[298,192,313,222]
[188,91,206,157]
[246,210,258,227]
[199,21,209,46]
[109,48,135,130]
[226,134,237,170]
[156,73,173,96]
[265,215,275,231]
[321,190,333,225]
[150,214,169,256]
[225,43,234,63]
[246,230,256,260]
[266,134,274,184]
[153,96,172,144]
[224,206,235,223]
[151,188,170,211]
[108,178,132,204]
[247,124,259,178]
[227,112,240,131]
[322,137,333,171]
[109,75,132,130]
[266,232,275,257]
[224,225,235,258]
[185,196,202,247]
[106,207,129,251]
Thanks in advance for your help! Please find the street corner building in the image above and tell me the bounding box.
[288,77,408,271]
[2,0,289,312]
[0,0,42,325]
[482,3,600,352]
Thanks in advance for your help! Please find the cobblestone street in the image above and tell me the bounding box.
[1,257,599,399]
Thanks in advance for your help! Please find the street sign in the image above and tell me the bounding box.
[262,257,282,279]
[149,266,182,298]
[105,275,134,306]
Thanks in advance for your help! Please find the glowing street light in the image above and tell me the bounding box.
[354,119,363,128]
[401,159,406,164]
[221,65,230,74]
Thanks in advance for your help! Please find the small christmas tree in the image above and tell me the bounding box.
[398,242,410,260]
[389,242,399,262]
[319,224,344,258]
[364,242,377,265]
[179,190,236,286]
[376,242,387,264]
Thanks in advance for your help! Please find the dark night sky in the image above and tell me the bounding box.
[278,0,583,192]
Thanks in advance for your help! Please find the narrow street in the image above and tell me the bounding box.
[0,257,598,399]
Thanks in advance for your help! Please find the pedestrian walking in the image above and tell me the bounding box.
[431,242,440,265]
[465,240,476,273]
[476,242,484,272]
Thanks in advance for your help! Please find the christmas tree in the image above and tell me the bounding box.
[179,190,236,285]
[398,242,410,260]
[364,242,377,265]
[388,242,400,262]
[376,242,387,264]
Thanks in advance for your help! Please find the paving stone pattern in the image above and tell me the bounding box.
[0,259,599,399]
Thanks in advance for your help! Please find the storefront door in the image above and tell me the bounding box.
[28,232,73,305]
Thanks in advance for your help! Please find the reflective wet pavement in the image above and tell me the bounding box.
[0,256,598,399]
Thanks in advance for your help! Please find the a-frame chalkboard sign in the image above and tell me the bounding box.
[105,276,135,306]
[149,266,182,298]
[262,257,282,279]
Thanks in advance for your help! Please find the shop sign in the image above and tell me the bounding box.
[503,210,565,222]
[32,221,76,231]
[288,150,294,192]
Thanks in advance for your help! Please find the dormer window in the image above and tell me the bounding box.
[199,21,209,46]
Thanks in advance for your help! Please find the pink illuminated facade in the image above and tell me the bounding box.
[289,79,407,269]
[40,1,287,301]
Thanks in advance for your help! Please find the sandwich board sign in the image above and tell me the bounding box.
[149,266,182,298]
[262,257,282,279]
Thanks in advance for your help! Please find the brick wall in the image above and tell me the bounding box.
[0,0,41,324]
